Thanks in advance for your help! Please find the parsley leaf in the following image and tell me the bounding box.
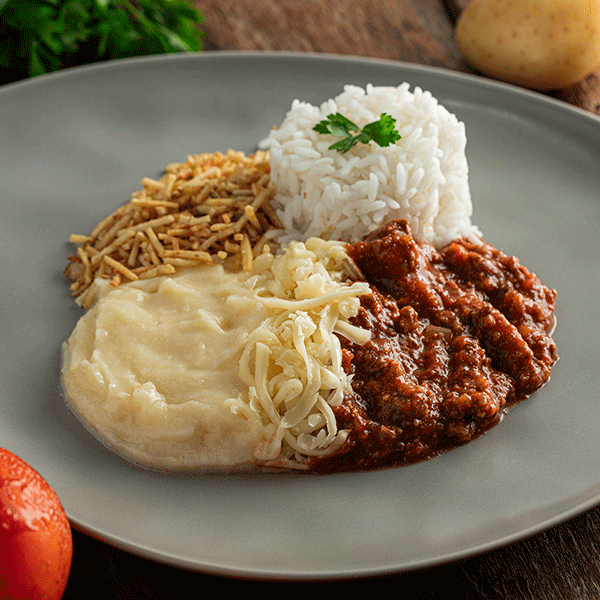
[313,112,360,138]
[313,112,401,153]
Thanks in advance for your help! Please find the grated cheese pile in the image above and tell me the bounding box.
[230,238,371,469]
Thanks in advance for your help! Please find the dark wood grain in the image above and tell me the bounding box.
[198,0,600,116]
[443,0,472,20]
[555,73,600,115]
[199,0,468,71]
[62,1,600,597]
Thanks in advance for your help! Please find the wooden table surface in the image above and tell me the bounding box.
[62,1,600,597]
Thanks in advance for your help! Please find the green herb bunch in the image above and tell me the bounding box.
[0,0,204,84]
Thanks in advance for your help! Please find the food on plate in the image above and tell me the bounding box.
[312,220,557,472]
[64,149,277,309]
[455,0,600,91]
[265,83,478,248]
[62,239,370,470]
[0,447,72,600]
[62,83,558,473]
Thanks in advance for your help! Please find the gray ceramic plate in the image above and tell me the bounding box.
[1,52,599,580]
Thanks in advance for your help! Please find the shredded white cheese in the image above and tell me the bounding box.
[229,238,371,469]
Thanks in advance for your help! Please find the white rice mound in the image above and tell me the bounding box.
[263,83,481,248]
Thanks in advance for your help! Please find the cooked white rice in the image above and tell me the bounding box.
[262,83,480,248]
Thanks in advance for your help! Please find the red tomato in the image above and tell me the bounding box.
[0,447,73,600]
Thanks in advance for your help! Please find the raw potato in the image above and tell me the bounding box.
[455,0,600,91]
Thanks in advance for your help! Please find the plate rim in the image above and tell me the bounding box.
[2,48,599,118]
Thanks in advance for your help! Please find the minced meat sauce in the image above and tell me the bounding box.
[309,219,558,473]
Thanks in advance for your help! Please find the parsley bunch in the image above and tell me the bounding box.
[313,112,401,153]
[0,0,204,85]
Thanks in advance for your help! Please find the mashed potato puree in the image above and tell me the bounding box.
[62,239,371,471]
[62,264,268,470]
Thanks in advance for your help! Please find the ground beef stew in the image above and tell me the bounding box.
[310,220,558,473]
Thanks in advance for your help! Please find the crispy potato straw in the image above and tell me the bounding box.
[65,150,279,308]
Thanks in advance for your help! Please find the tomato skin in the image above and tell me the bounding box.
[0,448,73,600]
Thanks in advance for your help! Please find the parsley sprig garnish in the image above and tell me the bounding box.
[313,112,401,153]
